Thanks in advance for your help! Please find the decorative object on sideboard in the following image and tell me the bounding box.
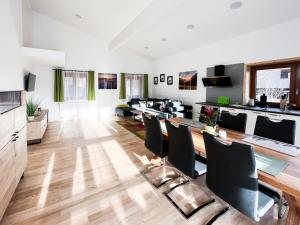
[179,70,197,90]
[160,74,165,82]
[202,106,219,134]
[98,73,117,89]
[26,98,40,121]
[154,77,158,85]
[167,76,173,85]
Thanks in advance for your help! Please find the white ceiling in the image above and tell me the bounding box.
[28,0,154,41]
[29,0,300,59]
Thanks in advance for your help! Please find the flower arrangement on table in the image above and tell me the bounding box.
[201,106,219,134]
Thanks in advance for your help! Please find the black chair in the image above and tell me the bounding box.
[142,113,179,187]
[218,111,247,133]
[254,115,295,217]
[254,115,296,144]
[164,120,212,218]
[203,132,278,223]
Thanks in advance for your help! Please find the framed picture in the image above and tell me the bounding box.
[160,74,165,82]
[154,77,158,85]
[167,76,173,85]
[179,70,197,90]
[98,73,117,89]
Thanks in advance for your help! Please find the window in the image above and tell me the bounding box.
[64,71,88,101]
[126,74,144,99]
[256,67,291,103]
[250,62,300,107]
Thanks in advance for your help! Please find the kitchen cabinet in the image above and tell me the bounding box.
[0,91,27,222]
[198,103,300,146]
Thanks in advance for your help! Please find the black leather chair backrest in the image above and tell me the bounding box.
[219,111,247,133]
[254,115,296,144]
[142,113,167,158]
[165,120,197,178]
[199,106,219,123]
[203,132,259,221]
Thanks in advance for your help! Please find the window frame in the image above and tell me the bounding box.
[63,71,88,103]
[250,62,298,107]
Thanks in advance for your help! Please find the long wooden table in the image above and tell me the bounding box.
[161,118,300,225]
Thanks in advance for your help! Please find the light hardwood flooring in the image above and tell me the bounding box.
[0,117,286,225]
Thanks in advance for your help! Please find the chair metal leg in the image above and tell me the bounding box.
[206,206,230,225]
[164,179,190,195]
[278,200,288,218]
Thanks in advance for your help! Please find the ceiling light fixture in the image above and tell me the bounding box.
[75,14,82,19]
[161,37,168,42]
[144,46,150,50]
[186,24,195,30]
[230,1,243,10]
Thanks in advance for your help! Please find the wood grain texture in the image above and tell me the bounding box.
[162,117,300,225]
[0,118,286,225]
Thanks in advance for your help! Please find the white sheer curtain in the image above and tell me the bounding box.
[64,71,88,101]
[126,74,144,99]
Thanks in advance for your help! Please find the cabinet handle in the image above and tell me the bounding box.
[253,111,263,115]
[267,113,281,117]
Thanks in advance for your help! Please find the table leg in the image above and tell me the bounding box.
[284,193,300,225]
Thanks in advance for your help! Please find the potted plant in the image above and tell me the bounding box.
[27,98,40,121]
[202,106,219,134]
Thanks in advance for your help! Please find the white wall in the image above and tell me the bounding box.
[29,12,154,121]
[153,18,300,118]
[0,0,24,91]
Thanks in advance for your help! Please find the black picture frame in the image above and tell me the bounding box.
[167,76,173,85]
[160,74,165,82]
[154,77,158,85]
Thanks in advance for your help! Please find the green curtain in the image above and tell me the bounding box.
[143,74,149,98]
[119,73,126,99]
[87,71,96,101]
[54,69,64,102]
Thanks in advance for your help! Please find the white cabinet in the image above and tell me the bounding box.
[220,107,245,115]
[244,110,265,135]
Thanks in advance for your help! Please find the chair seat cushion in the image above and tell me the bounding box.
[195,160,207,176]
[259,181,281,202]
[257,191,275,218]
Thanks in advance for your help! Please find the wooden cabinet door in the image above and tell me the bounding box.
[0,141,16,220]
[14,106,26,132]
[0,110,15,150]
[15,127,27,183]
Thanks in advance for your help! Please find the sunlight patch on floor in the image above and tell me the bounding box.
[37,152,55,208]
[126,182,157,211]
[72,147,86,195]
[80,120,111,139]
[102,140,139,180]
[70,207,88,225]
[87,145,102,186]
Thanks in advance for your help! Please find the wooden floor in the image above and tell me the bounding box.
[0,117,286,225]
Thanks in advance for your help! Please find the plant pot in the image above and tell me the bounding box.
[205,125,216,135]
[28,116,35,121]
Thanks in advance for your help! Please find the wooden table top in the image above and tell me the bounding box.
[160,117,300,199]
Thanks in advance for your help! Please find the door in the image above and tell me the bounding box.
[0,140,17,220]
[15,127,27,182]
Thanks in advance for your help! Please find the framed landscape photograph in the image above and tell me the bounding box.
[154,77,158,85]
[160,74,165,82]
[98,73,117,89]
[179,70,197,90]
[167,76,173,85]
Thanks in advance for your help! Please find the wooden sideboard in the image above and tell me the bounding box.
[27,109,48,144]
[0,91,27,221]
